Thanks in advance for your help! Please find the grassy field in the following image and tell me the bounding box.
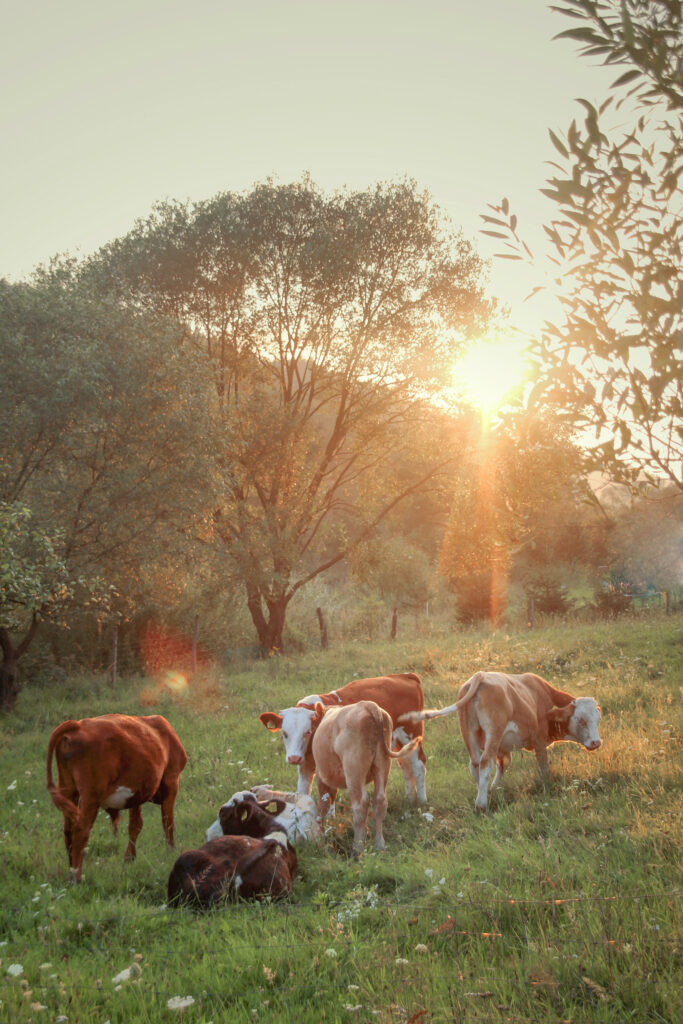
[0,617,681,1024]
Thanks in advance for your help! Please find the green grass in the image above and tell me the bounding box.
[1,616,681,1023]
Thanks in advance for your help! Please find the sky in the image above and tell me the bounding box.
[1,0,618,334]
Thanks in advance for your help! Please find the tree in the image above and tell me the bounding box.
[483,0,683,491]
[0,503,107,708]
[0,276,211,678]
[90,179,493,652]
[439,411,590,622]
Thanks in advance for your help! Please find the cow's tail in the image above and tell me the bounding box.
[387,735,422,760]
[46,721,81,825]
[397,672,487,725]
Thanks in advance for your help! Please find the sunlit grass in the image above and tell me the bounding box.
[0,616,680,1022]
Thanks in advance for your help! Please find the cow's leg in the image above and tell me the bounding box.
[159,779,180,846]
[297,763,315,796]
[67,800,100,883]
[106,809,121,834]
[371,766,389,851]
[316,782,337,832]
[393,727,418,801]
[491,752,511,791]
[413,748,427,805]
[475,735,500,813]
[124,805,143,861]
[469,759,480,784]
[349,782,370,858]
[534,744,551,782]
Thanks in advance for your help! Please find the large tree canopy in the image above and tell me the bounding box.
[90,178,493,651]
[0,275,211,692]
[484,0,683,491]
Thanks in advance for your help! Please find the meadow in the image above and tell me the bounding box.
[0,617,680,1024]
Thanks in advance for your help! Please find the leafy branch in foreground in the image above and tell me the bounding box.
[483,0,683,491]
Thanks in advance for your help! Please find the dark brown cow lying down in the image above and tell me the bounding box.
[168,795,297,909]
[47,713,187,882]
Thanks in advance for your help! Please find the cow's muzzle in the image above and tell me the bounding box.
[287,755,303,765]
[586,739,601,750]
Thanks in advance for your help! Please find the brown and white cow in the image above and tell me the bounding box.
[206,787,319,843]
[46,713,187,882]
[259,673,427,804]
[400,671,601,812]
[168,795,297,908]
[311,699,422,857]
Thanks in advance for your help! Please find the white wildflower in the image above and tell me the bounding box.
[414,943,428,954]
[111,963,141,985]
[325,948,338,958]
[421,811,434,822]
[347,984,360,991]
[39,963,52,970]
[167,995,195,1010]
[7,964,23,977]
[30,1002,47,1012]
[438,877,446,886]
[395,957,410,965]
[343,1005,362,1013]
[7,781,16,791]
[424,868,433,878]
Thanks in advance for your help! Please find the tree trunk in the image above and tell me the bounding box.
[0,615,40,711]
[316,607,329,650]
[246,587,289,654]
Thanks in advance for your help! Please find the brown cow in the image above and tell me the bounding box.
[259,673,427,804]
[311,700,422,857]
[46,713,187,881]
[400,671,601,812]
[168,795,297,908]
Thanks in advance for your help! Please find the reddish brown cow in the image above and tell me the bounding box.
[47,713,187,881]
[259,673,427,804]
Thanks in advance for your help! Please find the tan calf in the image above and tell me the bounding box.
[311,700,421,857]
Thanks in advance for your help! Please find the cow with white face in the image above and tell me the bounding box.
[400,671,602,812]
[259,673,427,804]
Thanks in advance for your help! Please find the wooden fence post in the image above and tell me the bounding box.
[390,607,398,640]
[526,595,535,629]
[316,607,329,650]
[192,613,199,672]
[111,622,119,687]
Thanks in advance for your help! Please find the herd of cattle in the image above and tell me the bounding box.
[46,670,602,907]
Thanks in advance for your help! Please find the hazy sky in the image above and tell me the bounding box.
[1,0,617,332]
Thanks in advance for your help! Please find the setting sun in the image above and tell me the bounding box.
[451,336,531,412]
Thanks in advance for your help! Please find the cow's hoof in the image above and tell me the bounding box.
[474,803,487,815]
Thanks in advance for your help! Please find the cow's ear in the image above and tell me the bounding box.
[548,704,573,723]
[259,711,283,732]
[312,702,325,725]
[259,798,287,816]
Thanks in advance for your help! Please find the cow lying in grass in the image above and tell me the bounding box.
[311,699,422,858]
[168,795,297,908]
[400,671,601,812]
[206,786,319,843]
[46,713,187,882]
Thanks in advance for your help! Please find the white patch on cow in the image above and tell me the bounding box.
[205,820,223,841]
[298,694,323,707]
[568,697,602,749]
[265,830,288,850]
[392,726,427,803]
[499,722,524,752]
[102,786,134,809]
